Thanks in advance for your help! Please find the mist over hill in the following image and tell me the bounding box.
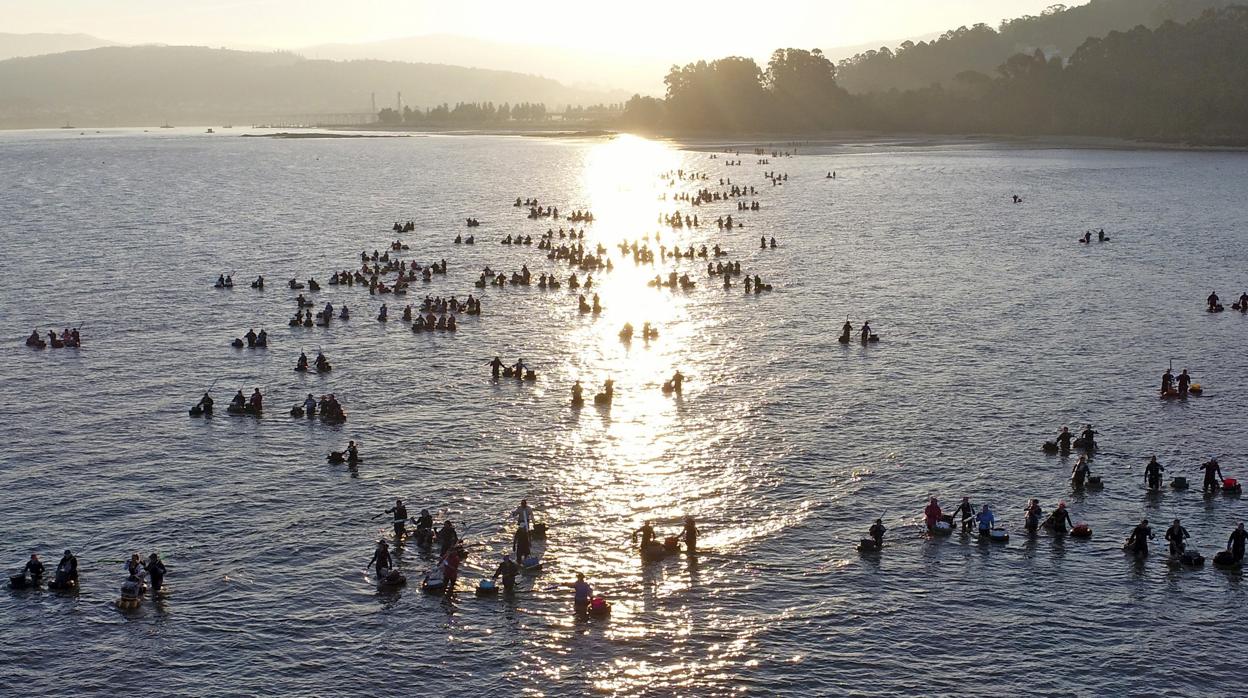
[299,33,671,96]
[0,45,627,128]
[0,32,114,61]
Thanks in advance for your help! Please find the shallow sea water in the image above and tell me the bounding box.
[1,129,1247,696]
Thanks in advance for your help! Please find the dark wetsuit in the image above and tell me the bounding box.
[1145,460,1164,490]
[145,557,167,591]
[1177,373,1191,396]
[1024,505,1043,533]
[683,521,699,554]
[1049,508,1073,534]
[1071,462,1090,488]
[387,504,408,539]
[1201,460,1223,493]
[952,501,975,530]
[1229,529,1247,562]
[494,559,519,590]
[24,559,44,578]
[56,555,78,584]
[1165,524,1189,555]
[488,358,504,377]
[369,545,392,571]
[1127,524,1153,555]
[438,524,458,555]
[636,524,655,547]
[514,526,531,560]
[1055,431,1073,450]
[869,522,885,546]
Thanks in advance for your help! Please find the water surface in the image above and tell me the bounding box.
[2,129,1247,696]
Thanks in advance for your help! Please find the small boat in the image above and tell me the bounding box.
[1070,523,1093,539]
[206,128,215,134]
[226,404,262,416]
[986,527,1009,543]
[475,579,499,596]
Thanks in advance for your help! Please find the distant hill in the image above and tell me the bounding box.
[300,33,666,96]
[835,0,1238,93]
[0,32,114,61]
[0,45,628,128]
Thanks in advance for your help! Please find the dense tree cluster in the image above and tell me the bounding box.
[835,0,1235,93]
[860,6,1248,144]
[622,49,847,133]
[618,6,1248,145]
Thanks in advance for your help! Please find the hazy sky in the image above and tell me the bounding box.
[4,0,1073,55]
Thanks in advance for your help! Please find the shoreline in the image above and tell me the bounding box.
[6,121,1247,152]
[332,124,1248,153]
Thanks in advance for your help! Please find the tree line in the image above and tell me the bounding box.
[616,6,1248,145]
[378,101,623,125]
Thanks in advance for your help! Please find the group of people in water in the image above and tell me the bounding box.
[838,319,879,344]
[295,351,332,373]
[359,495,703,616]
[875,424,1247,566]
[26,327,81,349]
[488,356,537,381]
[905,492,1247,566]
[10,548,168,610]
[1205,290,1248,313]
[231,328,268,348]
